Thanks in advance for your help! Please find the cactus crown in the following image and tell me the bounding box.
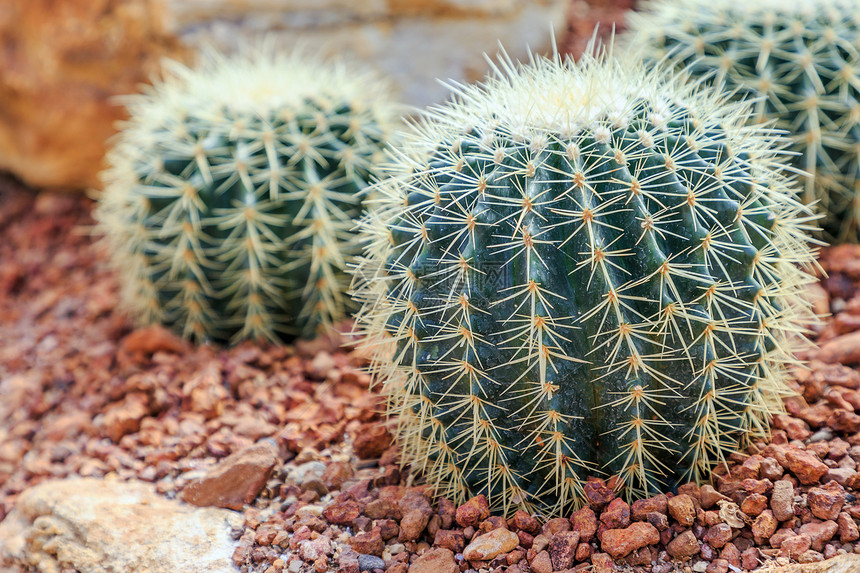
[351,46,819,516]
[627,0,860,241]
[96,46,396,344]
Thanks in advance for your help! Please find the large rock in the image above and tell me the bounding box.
[0,478,241,572]
[0,0,567,191]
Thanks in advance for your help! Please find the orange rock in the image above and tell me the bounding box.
[0,0,183,190]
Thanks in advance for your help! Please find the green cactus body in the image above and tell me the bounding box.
[627,0,860,241]
[351,49,818,516]
[96,48,396,344]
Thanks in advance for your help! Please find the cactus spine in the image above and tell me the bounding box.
[627,0,860,241]
[351,47,819,516]
[96,47,396,344]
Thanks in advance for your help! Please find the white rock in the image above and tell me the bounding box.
[0,478,241,573]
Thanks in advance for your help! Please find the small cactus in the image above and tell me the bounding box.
[96,47,397,344]
[351,46,819,516]
[626,0,860,241]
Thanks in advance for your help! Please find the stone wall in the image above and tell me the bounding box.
[0,0,568,191]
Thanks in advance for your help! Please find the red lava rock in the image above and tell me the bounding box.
[799,520,839,551]
[704,523,733,549]
[584,478,615,509]
[321,461,353,490]
[740,547,759,570]
[477,515,507,535]
[591,552,617,573]
[531,551,553,573]
[299,537,332,562]
[408,547,458,573]
[666,529,700,560]
[549,531,580,570]
[570,506,598,542]
[511,509,540,534]
[808,481,846,521]
[434,529,466,553]
[740,493,768,517]
[181,442,278,510]
[699,486,728,510]
[818,331,860,364]
[456,495,490,528]
[720,542,741,567]
[780,533,812,558]
[364,497,400,520]
[462,527,518,561]
[352,423,392,459]
[348,527,385,556]
[785,449,829,484]
[399,509,430,541]
[322,497,361,526]
[647,511,669,531]
[630,494,667,520]
[831,410,860,433]
[760,457,784,481]
[437,497,456,529]
[120,325,188,357]
[838,512,860,542]
[667,494,696,527]
[823,467,857,486]
[751,510,778,544]
[600,498,630,529]
[543,516,572,536]
[599,522,659,559]
[97,392,150,442]
[377,519,399,541]
[575,542,592,562]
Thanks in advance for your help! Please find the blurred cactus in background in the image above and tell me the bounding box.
[627,0,860,242]
[351,45,819,516]
[96,46,398,344]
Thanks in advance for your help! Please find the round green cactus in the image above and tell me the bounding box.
[351,47,819,516]
[96,47,397,344]
[626,0,860,242]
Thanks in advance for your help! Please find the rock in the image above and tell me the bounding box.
[808,482,846,521]
[741,493,768,516]
[348,527,385,556]
[323,497,361,526]
[408,547,458,573]
[781,534,813,558]
[752,510,778,544]
[543,516,573,536]
[741,547,759,570]
[358,554,386,572]
[600,498,631,529]
[704,524,733,549]
[668,494,696,527]
[456,495,490,528]
[512,509,541,534]
[667,530,701,560]
[591,552,617,573]
[399,509,430,541]
[299,537,332,561]
[570,506,599,542]
[97,391,150,442]
[181,442,279,510]
[700,485,728,510]
[307,350,335,379]
[823,467,857,487]
[786,449,829,485]
[352,423,393,459]
[0,478,240,573]
[584,479,615,508]
[631,494,668,520]
[121,325,189,356]
[837,512,859,543]
[819,332,860,365]
[434,529,466,553]
[799,520,839,552]
[772,480,796,521]
[1,0,567,191]
[462,527,519,561]
[531,550,553,573]
[600,522,660,559]
[549,531,580,570]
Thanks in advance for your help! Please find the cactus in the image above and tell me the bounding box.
[95,47,397,344]
[626,0,860,242]
[350,46,819,516]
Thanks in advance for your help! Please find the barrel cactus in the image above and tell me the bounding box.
[96,47,397,344]
[351,47,819,516]
[626,0,860,242]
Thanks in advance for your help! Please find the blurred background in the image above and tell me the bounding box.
[0,0,634,193]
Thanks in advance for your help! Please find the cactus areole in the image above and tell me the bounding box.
[628,0,860,242]
[96,47,395,344]
[351,48,819,516]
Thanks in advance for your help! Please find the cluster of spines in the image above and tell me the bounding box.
[351,47,820,516]
[97,49,394,343]
[627,0,860,241]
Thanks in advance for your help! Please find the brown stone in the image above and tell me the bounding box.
[348,527,385,556]
[719,543,741,568]
[456,495,490,528]
[543,517,572,536]
[704,523,733,549]
[570,506,598,542]
[584,479,615,509]
[591,552,617,573]
[575,542,592,562]
[819,331,860,364]
[399,509,430,541]
[462,528,518,562]
[408,548,458,573]
[740,493,768,517]
[599,522,659,559]
[352,423,392,459]
[838,512,860,543]
[785,449,829,485]
[434,529,466,553]
[667,494,696,527]
[322,497,360,526]
[808,482,846,521]
[751,510,778,544]
[549,531,580,570]
[699,486,728,510]
[600,498,630,529]
[741,547,759,570]
[799,520,839,551]
[98,392,150,442]
[780,534,812,558]
[666,529,700,560]
[631,494,667,520]
[771,479,795,522]
[181,442,278,510]
[512,510,541,534]
[530,550,553,573]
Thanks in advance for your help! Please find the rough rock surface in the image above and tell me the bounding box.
[0,478,241,572]
[0,0,566,191]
